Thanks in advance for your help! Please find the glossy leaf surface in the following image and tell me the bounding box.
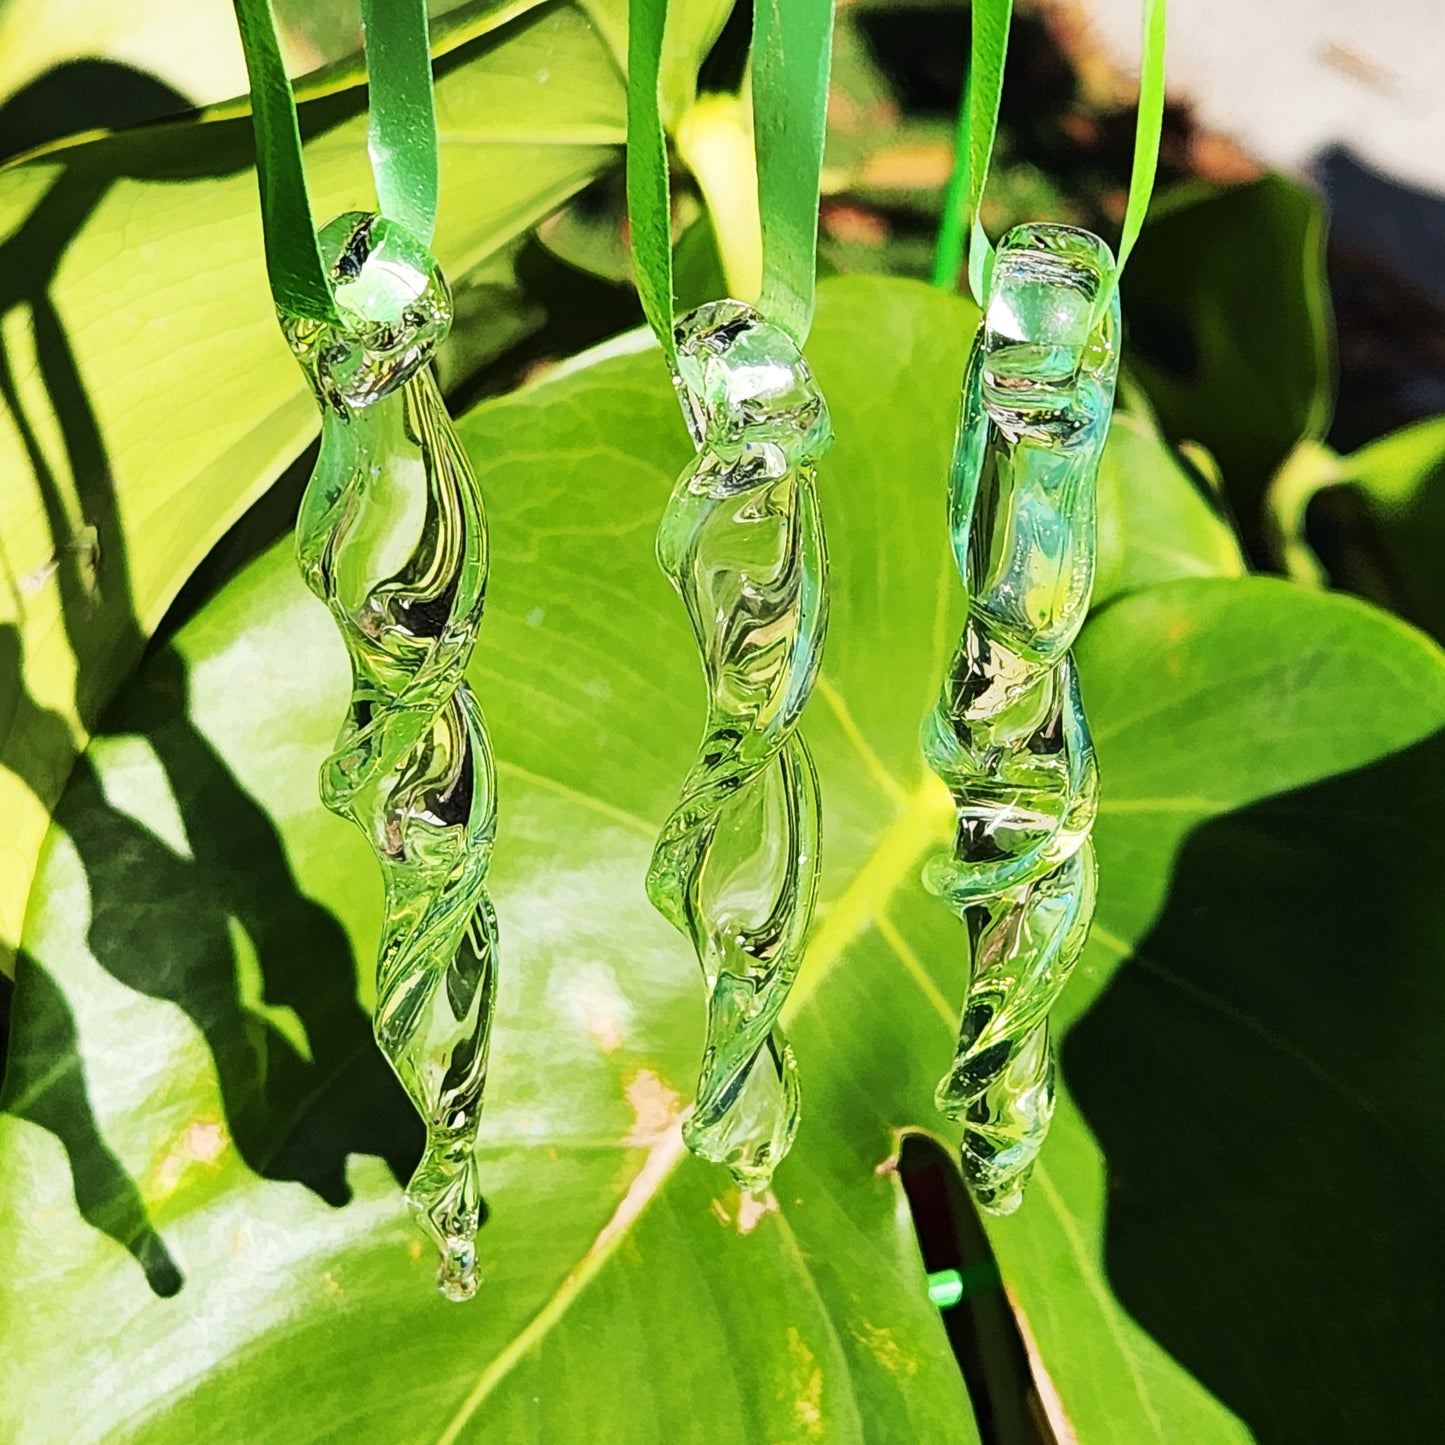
[4,279,1441,1443]
[0,0,729,962]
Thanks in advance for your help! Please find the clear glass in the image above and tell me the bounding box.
[647,299,832,1192]
[923,224,1119,1214]
[284,212,497,1300]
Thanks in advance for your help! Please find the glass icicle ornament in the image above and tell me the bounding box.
[285,212,498,1300]
[924,224,1119,1214]
[647,300,832,1192]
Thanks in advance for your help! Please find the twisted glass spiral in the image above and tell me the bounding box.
[924,224,1119,1214]
[284,212,497,1299]
[647,300,832,1191]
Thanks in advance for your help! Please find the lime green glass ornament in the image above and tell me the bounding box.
[924,223,1119,1214]
[285,211,497,1299]
[647,300,832,1192]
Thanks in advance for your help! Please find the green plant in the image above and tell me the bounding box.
[2,3,1443,1441]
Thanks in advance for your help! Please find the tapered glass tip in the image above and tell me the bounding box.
[437,1233,479,1303]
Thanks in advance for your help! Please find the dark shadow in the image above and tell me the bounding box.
[1300,461,1445,649]
[1316,147,1445,451]
[1065,729,1445,1444]
[70,644,423,1204]
[0,971,11,1089]
[0,60,191,163]
[446,230,644,416]
[900,1133,1055,1445]
[0,624,75,811]
[695,0,752,96]
[1,952,183,1296]
[1,634,428,1290]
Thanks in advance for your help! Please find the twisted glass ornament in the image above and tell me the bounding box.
[284,212,497,1300]
[647,300,832,1191]
[924,224,1119,1214]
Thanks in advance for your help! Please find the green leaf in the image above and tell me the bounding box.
[1021,579,1445,1443]
[1274,417,1445,646]
[0,1,550,157]
[1122,176,1334,548]
[8,277,1431,1441]
[1261,436,1341,588]
[0,0,249,143]
[1093,407,1245,604]
[0,0,729,965]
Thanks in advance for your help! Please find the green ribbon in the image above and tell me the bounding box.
[753,0,834,347]
[362,0,440,246]
[232,0,440,322]
[926,0,1012,300]
[626,0,835,357]
[232,0,338,323]
[1113,0,1167,285]
[963,0,1013,305]
[626,0,676,362]
[932,0,1167,309]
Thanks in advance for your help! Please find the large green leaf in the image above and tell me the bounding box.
[973,577,1445,1443]
[1057,583,1445,1443]
[0,1,715,153]
[0,0,728,966]
[6,278,1439,1441]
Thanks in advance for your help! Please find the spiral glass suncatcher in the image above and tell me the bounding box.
[646,300,832,1191]
[924,223,1119,1214]
[286,211,498,1299]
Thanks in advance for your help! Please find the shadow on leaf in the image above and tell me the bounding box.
[0,84,436,1294]
[1066,728,1445,1444]
[0,60,191,164]
[2,951,184,1297]
[2,645,428,1296]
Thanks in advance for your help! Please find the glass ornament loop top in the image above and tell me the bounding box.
[286,211,499,1301]
[647,300,832,1192]
[282,212,451,410]
[670,300,833,481]
[924,222,1118,1215]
